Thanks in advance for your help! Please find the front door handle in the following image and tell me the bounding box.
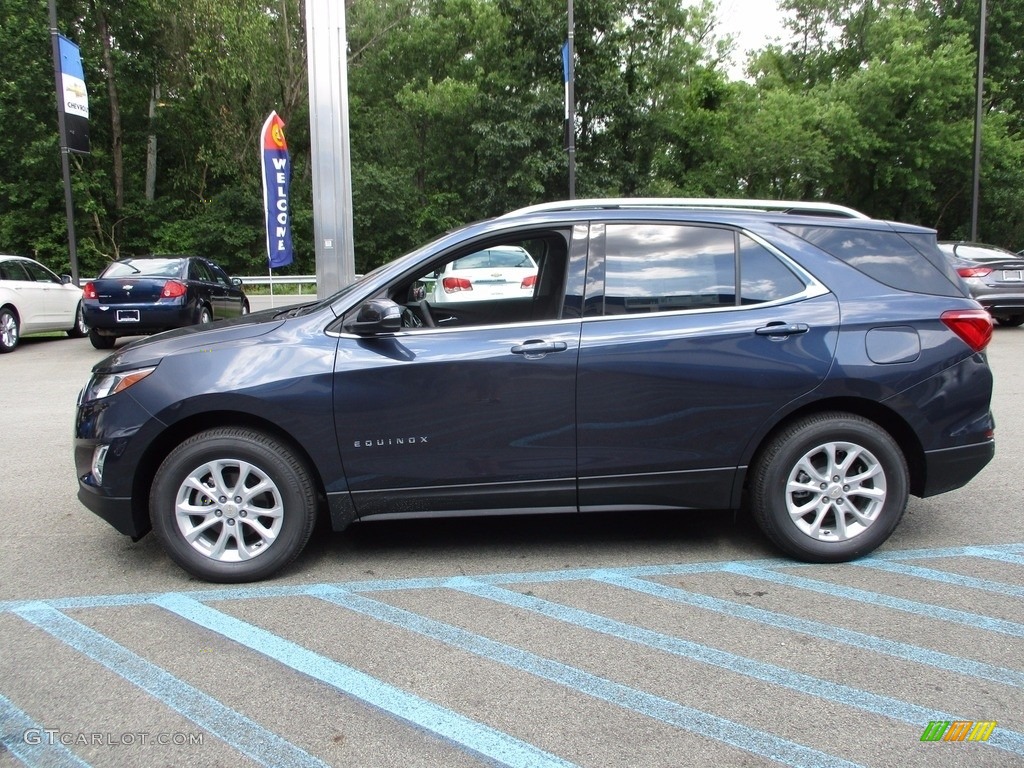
[755,322,810,338]
[510,340,568,358]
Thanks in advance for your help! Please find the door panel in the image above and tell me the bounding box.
[576,218,841,511]
[334,321,581,516]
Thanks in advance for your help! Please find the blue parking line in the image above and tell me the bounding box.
[967,547,1024,567]
[592,573,1024,688]
[152,593,579,768]
[11,603,328,768]
[725,563,1024,638]
[311,586,865,768]
[449,579,1024,756]
[0,693,92,768]
[851,559,1024,598]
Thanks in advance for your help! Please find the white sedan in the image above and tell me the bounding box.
[429,246,538,303]
[0,254,88,352]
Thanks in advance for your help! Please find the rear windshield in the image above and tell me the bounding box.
[782,226,966,298]
[453,248,535,270]
[102,259,183,278]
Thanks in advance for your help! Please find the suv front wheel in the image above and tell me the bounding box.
[749,412,908,563]
[150,427,318,582]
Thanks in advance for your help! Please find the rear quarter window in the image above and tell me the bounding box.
[783,225,965,298]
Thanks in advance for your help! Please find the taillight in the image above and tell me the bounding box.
[941,309,993,352]
[442,277,473,293]
[957,266,992,278]
[82,282,98,299]
[521,275,537,289]
[161,280,187,298]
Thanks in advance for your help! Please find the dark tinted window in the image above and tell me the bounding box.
[604,224,736,313]
[783,225,963,297]
[0,260,31,281]
[23,261,60,284]
[739,237,805,303]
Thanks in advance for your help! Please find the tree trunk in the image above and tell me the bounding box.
[94,4,124,222]
[146,82,159,201]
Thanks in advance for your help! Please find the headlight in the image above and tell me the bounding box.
[81,366,157,402]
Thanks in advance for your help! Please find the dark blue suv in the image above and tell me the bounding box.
[73,199,995,582]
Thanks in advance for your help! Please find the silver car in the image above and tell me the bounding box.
[938,242,1024,327]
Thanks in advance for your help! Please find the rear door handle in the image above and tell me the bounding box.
[510,340,568,358]
[755,323,810,338]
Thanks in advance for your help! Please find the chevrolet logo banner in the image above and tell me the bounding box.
[57,35,89,154]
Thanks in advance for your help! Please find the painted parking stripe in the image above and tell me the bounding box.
[11,603,328,768]
[851,559,1024,598]
[311,586,865,768]
[593,573,1024,688]
[152,593,579,768]
[448,579,1024,757]
[0,693,91,768]
[725,564,1024,638]
[967,547,1024,567]
[3,544,1024,616]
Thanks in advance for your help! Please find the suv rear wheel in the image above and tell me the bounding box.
[749,412,908,563]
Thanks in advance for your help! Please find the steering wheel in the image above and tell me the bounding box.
[413,300,436,328]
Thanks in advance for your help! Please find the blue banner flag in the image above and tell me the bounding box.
[57,35,90,153]
[261,111,293,268]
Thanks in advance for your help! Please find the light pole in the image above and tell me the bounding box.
[970,0,987,242]
[566,0,576,199]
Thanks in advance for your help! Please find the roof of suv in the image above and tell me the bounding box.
[501,198,870,220]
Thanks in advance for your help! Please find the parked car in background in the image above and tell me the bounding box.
[426,245,538,303]
[0,254,87,353]
[74,199,995,583]
[82,255,249,349]
[938,242,1024,327]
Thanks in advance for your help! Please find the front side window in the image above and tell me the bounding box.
[391,232,570,329]
[23,261,60,284]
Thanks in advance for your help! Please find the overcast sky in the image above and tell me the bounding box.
[711,0,789,78]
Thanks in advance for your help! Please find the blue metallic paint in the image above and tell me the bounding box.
[73,208,995,557]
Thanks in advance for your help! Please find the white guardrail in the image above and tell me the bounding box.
[239,275,317,294]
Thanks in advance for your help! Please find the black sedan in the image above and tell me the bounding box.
[938,242,1024,327]
[83,256,249,349]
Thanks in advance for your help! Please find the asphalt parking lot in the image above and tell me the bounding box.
[1,323,1022,767]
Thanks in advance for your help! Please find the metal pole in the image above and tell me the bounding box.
[970,0,987,242]
[48,0,81,285]
[306,0,356,298]
[567,0,576,199]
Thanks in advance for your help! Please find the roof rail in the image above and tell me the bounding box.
[501,198,869,220]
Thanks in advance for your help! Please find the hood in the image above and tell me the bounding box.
[94,308,287,373]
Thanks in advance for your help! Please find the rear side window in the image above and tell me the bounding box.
[740,238,805,303]
[783,225,964,297]
[602,224,806,314]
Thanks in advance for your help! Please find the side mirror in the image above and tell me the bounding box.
[232,277,244,287]
[61,274,73,285]
[344,298,402,335]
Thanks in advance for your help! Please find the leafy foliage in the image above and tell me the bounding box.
[1,0,1022,284]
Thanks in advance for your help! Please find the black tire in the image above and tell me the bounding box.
[198,305,212,324]
[89,329,116,349]
[996,315,1024,328]
[67,301,89,338]
[0,306,19,352]
[749,412,908,563]
[150,427,318,582]
[241,301,250,316]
